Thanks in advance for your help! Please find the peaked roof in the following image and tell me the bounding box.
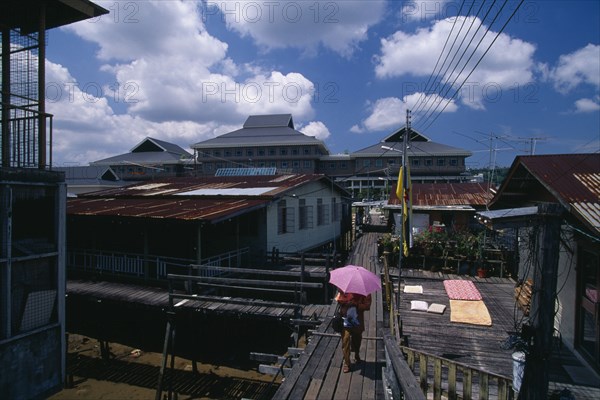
[491,153,600,235]
[55,165,118,181]
[353,126,471,157]
[383,127,430,143]
[191,114,328,151]
[243,114,294,129]
[130,137,192,156]
[91,137,193,166]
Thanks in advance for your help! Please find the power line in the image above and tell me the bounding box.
[411,0,469,113]
[416,0,526,133]
[413,0,491,117]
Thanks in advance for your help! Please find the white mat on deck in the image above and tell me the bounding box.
[404,285,423,294]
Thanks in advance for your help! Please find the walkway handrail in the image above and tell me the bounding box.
[66,248,250,281]
[382,330,426,400]
[401,346,514,400]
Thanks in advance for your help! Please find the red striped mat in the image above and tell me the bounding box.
[443,280,482,301]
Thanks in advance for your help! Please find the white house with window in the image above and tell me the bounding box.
[266,178,349,254]
[67,169,352,272]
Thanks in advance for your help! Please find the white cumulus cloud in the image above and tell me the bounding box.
[574,97,600,113]
[550,44,600,93]
[374,16,536,109]
[46,0,321,164]
[297,121,331,140]
[212,0,386,56]
[352,93,457,134]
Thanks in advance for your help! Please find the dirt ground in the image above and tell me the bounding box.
[49,334,281,400]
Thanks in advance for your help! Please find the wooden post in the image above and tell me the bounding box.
[520,204,563,400]
[143,229,149,280]
[324,253,330,303]
[155,317,173,400]
[300,252,305,304]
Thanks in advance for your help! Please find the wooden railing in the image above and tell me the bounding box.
[66,248,250,281]
[383,331,426,400]
[401,346,514,400]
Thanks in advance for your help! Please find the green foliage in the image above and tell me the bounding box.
[414,226,484,259]
[413,226,448,255]
[454,229,483,259]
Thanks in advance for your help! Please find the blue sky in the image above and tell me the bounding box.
[45,0,599,168]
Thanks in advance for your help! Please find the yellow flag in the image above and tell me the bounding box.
[396,166,412,256]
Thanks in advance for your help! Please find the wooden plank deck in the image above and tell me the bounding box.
[397,270,520,379]
[67,280,331,320]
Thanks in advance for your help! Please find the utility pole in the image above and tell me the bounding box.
[519,203,563,399]
[396,109,411,339]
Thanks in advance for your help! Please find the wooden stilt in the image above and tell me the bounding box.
[155,312,175,400]
[168,324,176,399]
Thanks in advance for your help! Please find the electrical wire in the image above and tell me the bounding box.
[417,0,525,132]
[414,0,526,134]
[413,0,492,117]
[411,0,469,114]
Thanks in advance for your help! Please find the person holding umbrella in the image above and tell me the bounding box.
[335,290,372,372]
[329,265,381,373]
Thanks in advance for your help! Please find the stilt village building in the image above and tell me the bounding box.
[191,114,473,198]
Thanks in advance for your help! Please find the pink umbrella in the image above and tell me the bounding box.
[329,265,382,296]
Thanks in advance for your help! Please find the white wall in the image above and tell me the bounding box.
[266,180,343,253]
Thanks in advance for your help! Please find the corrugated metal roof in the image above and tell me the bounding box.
[67,197,270,222]
[518,154,599,203]
[493,153,600,234]
[67,174,339,223]
[388,182,492,207]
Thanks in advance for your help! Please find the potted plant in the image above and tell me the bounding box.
[380,233,399,266]
[414,227,448,257]
[455,229,483,276]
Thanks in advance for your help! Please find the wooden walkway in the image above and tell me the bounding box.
[273,232,387,400]
[67,280,330,320]
[273,231,522,400]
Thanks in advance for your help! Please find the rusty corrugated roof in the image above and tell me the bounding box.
[516,154,600,234]
[67,174,330,222]
[389,182,492,207]
[67,197,270,221]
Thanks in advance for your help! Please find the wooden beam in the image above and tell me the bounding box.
[191,276,322,289]
[258,364,291,377]
[190,264,325,278]
[169,292,301,310]
[194,282,299,295]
